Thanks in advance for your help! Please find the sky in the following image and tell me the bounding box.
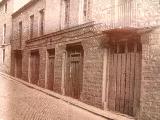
[14,0,30,12]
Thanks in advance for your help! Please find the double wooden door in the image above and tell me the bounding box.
[30,51,40,85]
[107,41,141,116]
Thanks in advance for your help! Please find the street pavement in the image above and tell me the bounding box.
[0,75,108,120]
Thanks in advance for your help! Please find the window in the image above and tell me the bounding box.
[30,15,34,39]
[4,3,7,13]
[3,24,6,44]
[2,49,5,64]
[83,0,90,20]
[19,21,22,47]
[64,0,70,26]
[39,9,45,36]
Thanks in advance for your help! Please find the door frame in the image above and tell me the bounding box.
[14,50,22,79]
[46,49,55,90]
[65,43,84,99]
[29,50,40,85]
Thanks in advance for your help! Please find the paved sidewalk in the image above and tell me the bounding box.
[0,75,109,120]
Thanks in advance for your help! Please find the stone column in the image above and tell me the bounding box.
[80,34,104,108]
[39,47,47,88]
[54,43,66,94]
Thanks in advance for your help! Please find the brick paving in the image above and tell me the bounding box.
[0,75,108,120]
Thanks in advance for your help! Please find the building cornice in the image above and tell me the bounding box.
[26,22,96,44]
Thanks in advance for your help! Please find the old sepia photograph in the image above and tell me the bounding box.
[0,0,159,119]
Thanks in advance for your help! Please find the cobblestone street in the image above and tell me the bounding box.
[0,75,108,120]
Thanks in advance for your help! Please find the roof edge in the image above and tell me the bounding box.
[12,0,39,18]
[102,26,160,34]
[0,0,7,7]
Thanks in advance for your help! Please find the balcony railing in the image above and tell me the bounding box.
[94,1,160,30]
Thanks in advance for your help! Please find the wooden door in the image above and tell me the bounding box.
[65,46,83,99]
[70,53,82,99]
[47,53,55,90]
[30,51,40,85]
[107,41,141,116]
[15,52,22,79]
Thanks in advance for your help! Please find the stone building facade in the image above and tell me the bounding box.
[10,0,160,120]
[0,0,13,73]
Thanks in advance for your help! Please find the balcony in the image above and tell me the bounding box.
[93,1,160,31]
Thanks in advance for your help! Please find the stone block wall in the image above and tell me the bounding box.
[140,27,160,120]
[81,35,104,108]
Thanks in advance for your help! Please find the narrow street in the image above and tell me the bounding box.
[0,75,107,120]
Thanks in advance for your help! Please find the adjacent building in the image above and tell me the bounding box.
[0,0,13,73]
[0,0,158,120]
